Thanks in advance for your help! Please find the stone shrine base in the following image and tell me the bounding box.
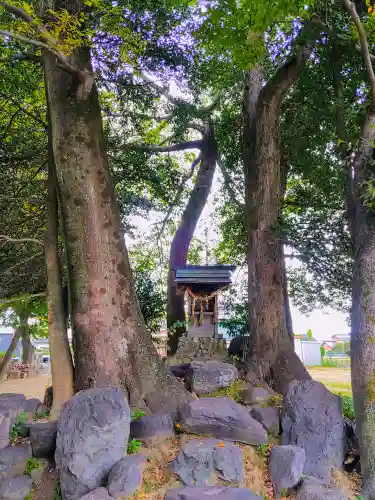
[174,335,228,359]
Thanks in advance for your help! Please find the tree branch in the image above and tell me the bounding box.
[343,0,375,99]
[0,291,46,304]
[0,2,94,96]
[0,252,43,276]
[133,140,202,153]
[0,235,44,246]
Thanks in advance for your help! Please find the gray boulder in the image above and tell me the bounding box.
[165,486,262,500]
[79,488,115,500]
[144,391,180,418]
[130,413,175,442]
[297,478,348,500]
[0,395,26,402]
[268,445,306,495]
[172,438,244,486]
[281,381,345,483]
[0,397,27,449]
[241,387,269,405]
[55,386,131,500]
[0,475,33,500]
[30,420,58,457]
[186,360,238,396]
[179,397,267,445]
[0,443,31,481]
[251,406,280,435]
[107,455,145,498]
[169,363,191,379]
[24,398,42,416]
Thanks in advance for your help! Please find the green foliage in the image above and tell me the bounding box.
[306,329,313,341]
[320,345,325,358]
[341,395,355,420]
[54,482,62,500]
[332,342,350,355]
[9,411,28,442]
[205,380,246,403]
[127,438,142,454]
[219,303,248,338]
[132,268,165,335]
[25,457,42,476]
[257,443,268,458]
[131,409,146,421]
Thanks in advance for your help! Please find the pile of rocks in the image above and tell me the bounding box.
[0,357,359,500]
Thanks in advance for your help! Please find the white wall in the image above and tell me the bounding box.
[294,339,321,367]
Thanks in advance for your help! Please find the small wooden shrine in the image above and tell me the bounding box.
[174,265,236,338]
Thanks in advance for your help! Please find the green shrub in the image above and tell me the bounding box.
[341,395,355,420]
[127,438,142,454]
[25,458,42,476]
[131,409,145,421]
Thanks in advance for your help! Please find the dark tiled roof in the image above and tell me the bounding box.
[174,265,236,285]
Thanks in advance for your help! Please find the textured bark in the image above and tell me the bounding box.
[44,87,74,418]
[167,122,218,354]
[0,328,22,381]
[243,55,312,393]
[43,1,191,409]
[21,315,33,365]
[349,107,375,499]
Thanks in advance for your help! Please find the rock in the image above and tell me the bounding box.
[144,391,182,419]
[30,467,44,484]
[228,335,249,359]
[0,397,27,449]
[179,397,267,445]
[0,395,26,402]
[0,475,33,500]
[165,486,262,500]
[17,420,33,438]
[29,420,58,458]
[79,488,115,500]
[281,381,345,483]
[251,406,280,435]
[35,404,50,418]
[241,387,269,405]
[56,386,130,500]
[24,398,42,416]
[186,360,238,396]
[130,413,175,442]
[172,438,244,486]
[169,363,191,379]
[297,478,348,500]
[268,445,306,495]
[107,455,145,498]
[0,443,31,481]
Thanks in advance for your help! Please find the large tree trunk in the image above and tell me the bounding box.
[243,55,312,393]
[0,328,22,381]
[44,88,74,418]
[43,1,191,409]
[20,313,33,365]
[167,122,218,354]
[349,106,375,499]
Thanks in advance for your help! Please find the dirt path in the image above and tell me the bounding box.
[0,375,51,400]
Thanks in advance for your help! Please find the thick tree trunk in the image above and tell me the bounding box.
[167,122,218,354]
[243,55,312,393]
[21,317,33,365]
[0,328,22,381]
[43,5,191,409]
[44,90,74,417]
[349,107,375,499]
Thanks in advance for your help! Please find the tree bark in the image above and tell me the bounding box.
[349,106,375,499]
[0,328,22,381]
[243,54,312,393]
[20,312,33,365]
[43,1,191,409]
[167,122,218,354]
[43,81,75,417]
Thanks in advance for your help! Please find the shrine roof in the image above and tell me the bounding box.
[174,265,236,285]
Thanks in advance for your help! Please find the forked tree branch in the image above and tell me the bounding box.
[136,140,202,153]
[0,291,46,304]
[0,235,44,246]
[343,0,375,100]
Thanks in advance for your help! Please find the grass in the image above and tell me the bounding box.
[204,380,247,403]
[25,458,42,476]
[128,439,142,454]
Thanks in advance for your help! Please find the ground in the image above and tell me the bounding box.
[308,367,352,396]
[0,374,51,400]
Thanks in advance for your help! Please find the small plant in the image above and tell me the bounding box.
[25,457,42,476]
[25,489,35,500]
[144,480,153,493]
[9,412,28,442]
[341,395,355,420]
[54,482,62,500]
[257,443,268,458]
[127,438,142,454]
[131,409,146,421]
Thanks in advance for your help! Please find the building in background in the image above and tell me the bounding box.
[0,330,22,358]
